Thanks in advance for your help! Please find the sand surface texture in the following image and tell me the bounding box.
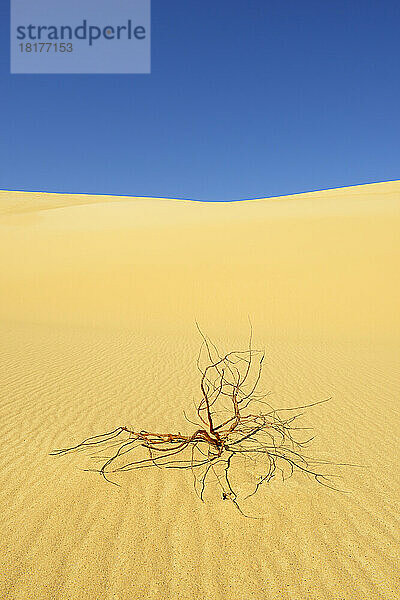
[0,181,399,600]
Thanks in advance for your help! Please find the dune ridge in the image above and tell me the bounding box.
[0,179,398,215]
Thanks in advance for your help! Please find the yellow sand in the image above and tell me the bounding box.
[0,181,399,600]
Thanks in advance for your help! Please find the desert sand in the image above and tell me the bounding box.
[0,181,399,600]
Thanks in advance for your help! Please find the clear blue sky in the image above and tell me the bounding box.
[1,0,399,201]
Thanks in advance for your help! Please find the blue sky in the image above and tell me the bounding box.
[0,0,399,201]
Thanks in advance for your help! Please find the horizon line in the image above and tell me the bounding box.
[0,179,399,204]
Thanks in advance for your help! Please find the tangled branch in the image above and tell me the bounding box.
[51,325,342,517]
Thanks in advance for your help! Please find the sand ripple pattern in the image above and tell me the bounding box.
[0,323,399,600]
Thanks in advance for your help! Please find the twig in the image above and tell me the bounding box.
[50,325,348,516]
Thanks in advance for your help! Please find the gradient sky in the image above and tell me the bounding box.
[0,0,399,201]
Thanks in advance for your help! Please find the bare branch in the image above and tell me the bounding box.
[51,326,350,517]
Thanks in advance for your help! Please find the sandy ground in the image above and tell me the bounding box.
[0,181,399,600]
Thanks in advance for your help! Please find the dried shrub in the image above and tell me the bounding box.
[51,325,344,516]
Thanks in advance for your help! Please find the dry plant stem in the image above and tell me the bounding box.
[51,324,341,517]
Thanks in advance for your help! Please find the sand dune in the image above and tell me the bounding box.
[0,181,399,600]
